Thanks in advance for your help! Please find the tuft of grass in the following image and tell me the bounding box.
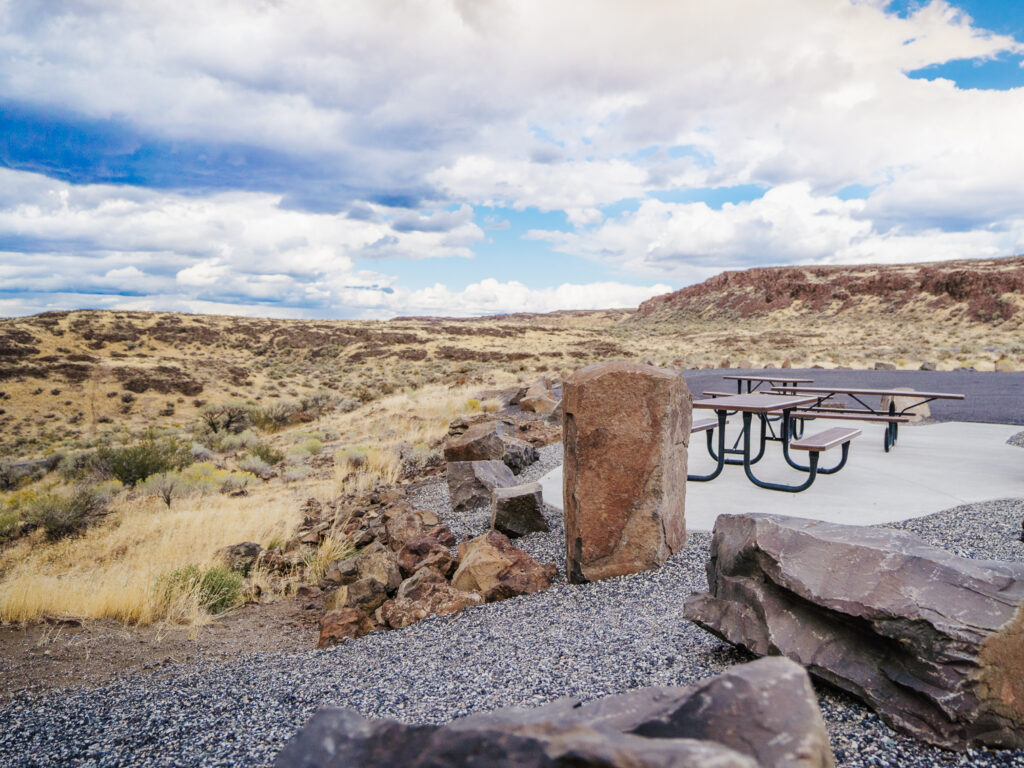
[302,535,355,584]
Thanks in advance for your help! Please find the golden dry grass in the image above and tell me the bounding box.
[0,484,302,624]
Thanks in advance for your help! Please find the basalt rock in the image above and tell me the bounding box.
[383,505,441,551]
[684,513,1024,751]
[396,535,457,578]
[275,657,833,768]
[377,568,483,629]
[451,530,555,602]
[446,460,516,511]
[563,361,690,583]
[491,482,549,539]
[317,608,379,648]
[217,541,262,576]
[443,420,539,474]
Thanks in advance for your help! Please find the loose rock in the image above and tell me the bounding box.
[446,460,516,511]
[491,482,548,539]
[451,530,556,602]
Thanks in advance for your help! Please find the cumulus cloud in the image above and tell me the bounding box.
[1,0,1023,317]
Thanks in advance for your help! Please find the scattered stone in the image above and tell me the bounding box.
[684,513,1024,751]
[879,386,930,422]
[498,435,539,474]
[322,557,360,586]
[996,359,1016,372]
[275,657,834,768]
[446,460,516,511]
[444,420,508,463]
[377,568,483,629]
[781,358,792,368]
[562,361,690,583]
[324,576,388,613]
[451,530,556,602]
[396,535,457,578]
[316,608,379,648]
[519,377,559,414]
[719,357,730,368]
[874,361,896,370]
[919,361,938,371]
[491,482,548,539]
[384,505,441,551]
[217,541,262,576]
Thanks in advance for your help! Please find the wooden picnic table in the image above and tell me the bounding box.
[690,393,859,492]
[769,385,965,451]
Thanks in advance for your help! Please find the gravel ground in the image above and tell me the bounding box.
[3,448,1024,767]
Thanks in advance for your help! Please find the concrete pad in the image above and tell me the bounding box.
[539,421,1024,530]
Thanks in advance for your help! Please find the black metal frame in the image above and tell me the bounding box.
[798,391,945,453]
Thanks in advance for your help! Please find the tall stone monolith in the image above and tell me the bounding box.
[563,361,691,583]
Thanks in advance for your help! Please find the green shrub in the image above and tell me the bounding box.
[250,442,284,465]
[95,432,191,487]
[23,486,107,542]
[156,564,243,615]
[0,510,20,540]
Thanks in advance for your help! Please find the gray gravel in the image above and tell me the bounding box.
[3,449,1024,767]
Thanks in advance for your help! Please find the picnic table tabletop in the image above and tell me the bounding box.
[693,393,820,413]
[723,374,813,384]
[769,386,965,400]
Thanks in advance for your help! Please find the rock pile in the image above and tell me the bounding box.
[685,513,1024,751]
[274,656,835,768]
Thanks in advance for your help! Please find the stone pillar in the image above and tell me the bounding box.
[563,361,691,583]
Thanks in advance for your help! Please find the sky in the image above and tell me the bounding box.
[1,0,1023,320]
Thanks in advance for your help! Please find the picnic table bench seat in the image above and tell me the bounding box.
[789,427,862,452]
[791,410,911,424]
[691,417,721,433]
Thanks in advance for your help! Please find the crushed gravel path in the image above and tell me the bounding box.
[3,447,1023,767]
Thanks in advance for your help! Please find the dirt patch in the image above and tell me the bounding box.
[0,598,320,703]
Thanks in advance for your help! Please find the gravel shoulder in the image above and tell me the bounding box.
[3,442,1023,767]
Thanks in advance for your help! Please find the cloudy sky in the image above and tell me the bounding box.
[1,0,1023,319]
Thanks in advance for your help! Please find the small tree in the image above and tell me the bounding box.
[96,431,191,487]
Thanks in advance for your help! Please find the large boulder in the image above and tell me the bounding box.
[446,460,516,511]
[377,568,483,629]
[878,387,930,422]
[684,513,1024,751]
[492,482,549,538]
[275,657,833,768]
[562,361,691,583]
[217,541,262,576]
[451,530,555,602]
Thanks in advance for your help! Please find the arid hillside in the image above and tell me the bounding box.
[0,255,1020,457]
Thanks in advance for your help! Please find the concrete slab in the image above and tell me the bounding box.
[539,421,1024,530]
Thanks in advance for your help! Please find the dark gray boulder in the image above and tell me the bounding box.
[492,482,549,538]
[446,459,516,511]
[275,658,832,768]
[684,513,1024,751]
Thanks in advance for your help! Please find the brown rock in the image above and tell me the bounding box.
[879,386,930,422]
[216,541,262,575]
[491,482,548,539]
[444,420,507,463]
[919,361,938,371]
[425,524,457,547]
[384,506,441,551]
[322,557,360,585]
[378,569,484,629]
[874,360,896,370]
[317,608,378,648]
[781,357,792,368]
[562,361,690,583]
[519,378,558,414]
[324,576,388,613]
[451,530,555,602]
[396,535,457,578]
[719,357,730,368]
[684,513,1024,751]
[446,460,516,511]
[995,359,1016,372]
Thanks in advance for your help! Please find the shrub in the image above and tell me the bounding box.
[250,442,284,465]
[216,429,259,454]
[156,564,243,616]
[220,472,257,495]
[282,466,311,483]
[95,432,191,487]
[140,472,186,508]
[0,510,20,540]
[237,456,274,479]
[292,438,323,457]
[22,486,107,542]
[199,403,250,434]
[190,443,214,462]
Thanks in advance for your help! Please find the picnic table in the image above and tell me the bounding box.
[722,374,813,393]
[689,393,861,493]
[768,386,965,451]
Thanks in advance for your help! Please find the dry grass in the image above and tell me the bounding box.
[0,484,302,624]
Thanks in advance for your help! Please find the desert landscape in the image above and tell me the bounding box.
[1,256,1023,767]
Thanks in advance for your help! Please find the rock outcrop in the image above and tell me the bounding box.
[446,459,516,511]
[491,482,548,538]
[451,530,555,602]
[275,657,834,768]
[684,513,1024,751]
[562,361,691,583]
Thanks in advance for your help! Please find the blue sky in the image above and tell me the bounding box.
[1,0,1023,318]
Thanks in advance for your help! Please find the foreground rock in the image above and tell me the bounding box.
[317,608,378,648]
[444,420,539,474]
[562,361,691,583]
[377,569,483,629]
[492,482,548,538]
[275,657,834,768]
[684,513,1024,751]
[446,459,516,511]
[451,530,556,602]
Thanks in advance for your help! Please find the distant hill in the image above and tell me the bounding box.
[633,255,1024,327]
